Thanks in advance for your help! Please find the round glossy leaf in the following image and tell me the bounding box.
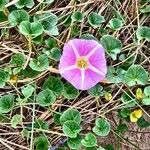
[137,117,150,128]
[15,0,35,8]
[93,118,111,136]
[34,136,49,150]
[100,34,122,60]
[88,84,103,97]
[125,65,148,86]
[62,82,79,100]
[19,21,43,37]
[29,54,49,72]
[67,135,82,149]
[62,120,81,138]
[60,108,81,125]
[81,133,97,148]
[88,12,105,28]
[108,18,123,30]
[71,11,84,22]
[36,89,56,107]
[136,26,150,41]
[8,10,29,27]
[43,76,63,94]
[0,94,14,113]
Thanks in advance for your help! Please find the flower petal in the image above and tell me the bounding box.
[81,69,105,90]
[70,39,100,56]
[88,46,107,76]
[61,69,82,89]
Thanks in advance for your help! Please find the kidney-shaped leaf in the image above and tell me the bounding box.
[0,94,14,113]
[125,65,148,86]
[81,132,97,148]
[36,89,56,107]
[19,21,43,37]
[62,120,81,138]
[8,10,29,27]
[100,34,122,60]
[29,54,49,72]
[60,108,81,125]
[93,118,111,136]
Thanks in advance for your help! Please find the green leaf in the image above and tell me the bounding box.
[140,6,150,13]
[11,114,23,128]
[71,11,84,22]
[0,0,9,11]
[142,86,150,105]
[62,120,81,138]
[121,92,136,107]
[116,124,128,134]
[100,35,122,60]
[67,135,82,149]
[19,21,43,37]
[81,133,97,147]
[43,76,63,94]
[15,0,35,8]
[10,53,26,74]
[48,47,61,61]
[34,136,49,150]
[34,119,49,130]
[60,108,81,125]
[88,12,105,28]
[45,38,57,49]
[62,82,79,100]
[137,117,150,128]
[105,144,114,150]
[8,10,29,27]
[93,118,111,136]
[0,94,14,113]
[88,84,103,97]
[106,67,126,84]
[118,108,131,118]
[125,65,148,86]
[29,54,49,72]
[0,12,7,22]
[53,113,61,125]
[21,67,39,78]
[36,89,56,107]
[97,147,106,150]
[21,129,30,139]
[136,26,150,41]
[80,34,99,41]
[34,12,59,36]
[21,84,35,99]
[107,18,123,30]
[0,69,10,88]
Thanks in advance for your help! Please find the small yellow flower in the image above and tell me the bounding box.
[136,88,143,100]
[104,92,112,102]
[130,109,143,123]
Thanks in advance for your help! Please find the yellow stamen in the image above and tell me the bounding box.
[76,57,88,69]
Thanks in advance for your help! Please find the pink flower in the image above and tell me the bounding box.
[59,39,107,90]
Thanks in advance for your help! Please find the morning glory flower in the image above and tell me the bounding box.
[59,39,107,90]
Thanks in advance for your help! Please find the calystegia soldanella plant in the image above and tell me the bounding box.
[0,0,150,150]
